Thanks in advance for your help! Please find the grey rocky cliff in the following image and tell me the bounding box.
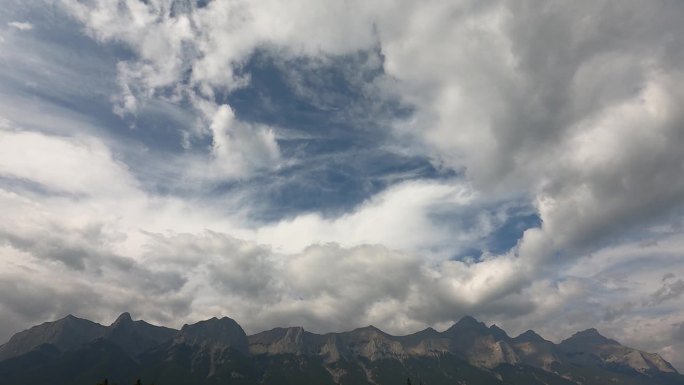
[103,312,177,357]
[175,316,248,354]
[0,314,105,360]
[559,328,677,374]
[511,329,562,370]
[244,316,679,377]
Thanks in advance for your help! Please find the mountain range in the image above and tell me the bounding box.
[0,313,681,385]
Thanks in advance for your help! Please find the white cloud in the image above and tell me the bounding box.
[61,0,288,179]
[254,180,478,254]
[0,128,139,197]
[7,22,33,31]
[208,104,280,178]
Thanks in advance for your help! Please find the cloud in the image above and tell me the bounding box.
[0,117,532,337]
[62,0,378,180]
[59,0,684,260]
[129,231,533,335]
[7,22,32,31]
[0,128,140,196]
[208,104,280,178]
[254,179,479,254]
[649,278,684,305]
[0,123,531,336]
[372,1,684,263]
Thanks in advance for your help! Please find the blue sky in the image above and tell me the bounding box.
[1,0,684,371]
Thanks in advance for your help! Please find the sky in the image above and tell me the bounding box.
[1,0,684,371]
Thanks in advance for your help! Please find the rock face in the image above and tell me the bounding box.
[243,317,681,385]
[511,329,562,370]
[247,318,521,367]
[559,328,678,374]
[0,314,682,385]
[440,316,520,368]
[249,327,311,356]
[175,316,248,354]
[103,312,177,357]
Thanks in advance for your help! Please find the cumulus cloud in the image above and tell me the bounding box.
[254,180,479,255]
[208,104,280,178]
[0,129,140,196]
[117,230,533,335]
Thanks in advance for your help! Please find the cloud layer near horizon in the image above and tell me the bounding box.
[1,0,684,371]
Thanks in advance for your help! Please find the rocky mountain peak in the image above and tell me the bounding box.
[349,325,385,336]
[103,312,177,357]
[403,326,442,341]
[489,324,509,340]
[514,329,546,343]
[561,328,620,346]
[445,316,488,334]
[0,315,105,361]
[177,316,248,353]
[111,312,133,327]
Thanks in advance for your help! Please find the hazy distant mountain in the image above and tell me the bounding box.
[0,314,681,385]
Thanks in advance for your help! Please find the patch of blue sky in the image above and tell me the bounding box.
[224,49,402,138]
[237,151,446,222]
[486,211,542,254]
[206,49,440,219]
[441,204,541,261]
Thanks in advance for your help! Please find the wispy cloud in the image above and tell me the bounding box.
[7,22,32,31]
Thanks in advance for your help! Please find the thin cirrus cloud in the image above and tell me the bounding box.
[0,0,683,371]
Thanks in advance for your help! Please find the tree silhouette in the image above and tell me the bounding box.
[95,379,145,385]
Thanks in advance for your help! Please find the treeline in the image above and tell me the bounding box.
[97,377,422,385]
[97,379,154,385]
[97,376,421,385]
